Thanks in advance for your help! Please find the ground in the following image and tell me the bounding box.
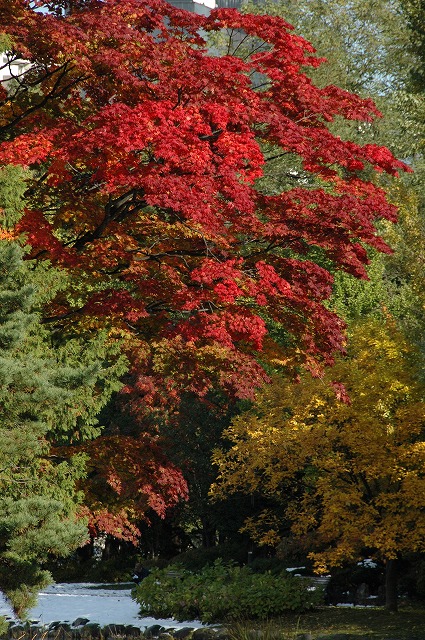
[0,583,203,628]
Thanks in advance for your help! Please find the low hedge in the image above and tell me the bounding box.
[134,560,323,623]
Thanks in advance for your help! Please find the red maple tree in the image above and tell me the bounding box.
[0,0,409,534]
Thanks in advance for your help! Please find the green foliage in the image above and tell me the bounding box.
[329,256,389,322]
[0,240,84,613]
[170,542,250,572]
[0,616,8,637]
[242,0,412,96]
[0,233,127,614]
[134,560,323,623]
[399,0,425,92]
[1,570,52,616]
[0,165,29,228]
[0,33,12,52]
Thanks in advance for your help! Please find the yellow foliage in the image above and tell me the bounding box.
[212,317,425,569]
[0,225,15,240]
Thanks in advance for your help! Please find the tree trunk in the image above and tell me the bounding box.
[201,517,217,547]
[385,558,398,612]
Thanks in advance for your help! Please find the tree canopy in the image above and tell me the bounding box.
[212,318,425,609]
[0,0,420,610]
[0,0,408,399]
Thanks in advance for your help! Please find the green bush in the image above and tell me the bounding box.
[169,542,250,571]
[247,557,284,574]
[46,554,136,583]
[134,560,323,623]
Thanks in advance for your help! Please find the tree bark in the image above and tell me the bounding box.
[201,517,217,548]
[385,558,398,612]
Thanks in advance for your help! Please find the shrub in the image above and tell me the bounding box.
[47,554,136,583]
[169,542,250,572]
[134,560,323,623]
[325,561,384,605]
[248,557,305,575]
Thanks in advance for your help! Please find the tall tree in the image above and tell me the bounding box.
[0,238,125,615]
[213,318,425,611]
[0,0,408,397]
[0,0,413,557]
[0,163,129,613]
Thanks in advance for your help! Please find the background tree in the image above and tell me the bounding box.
[213,318,425,611]
[241,0,412,95]
[160,392,256,552]
[399,0,425,92]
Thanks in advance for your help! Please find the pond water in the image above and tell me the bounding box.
[0,583,203,629]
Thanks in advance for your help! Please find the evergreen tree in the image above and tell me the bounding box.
[0,239,84,615]
[0,166,127,615]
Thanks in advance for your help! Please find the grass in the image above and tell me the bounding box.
[227,606,425,640]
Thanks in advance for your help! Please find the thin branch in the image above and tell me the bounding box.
[198,129,223,141]
[226,28,235,57]
[172,87,183,110]
[72,189,148,250]
[242,42,270,62]
[253,81,272,91]
[1,64,87,134]
[264,152,291,162]
[229,32,251,58]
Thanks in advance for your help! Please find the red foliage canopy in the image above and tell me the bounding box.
[75,434,189,543]
[0,0,408,396]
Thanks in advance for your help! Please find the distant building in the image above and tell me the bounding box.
[0,52,30,84]
[215,0,243,6]
[167,0,215,14]
[166,0,243,12]
[0,0,246,84]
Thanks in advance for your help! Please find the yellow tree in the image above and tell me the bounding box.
[212,318,425,611]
